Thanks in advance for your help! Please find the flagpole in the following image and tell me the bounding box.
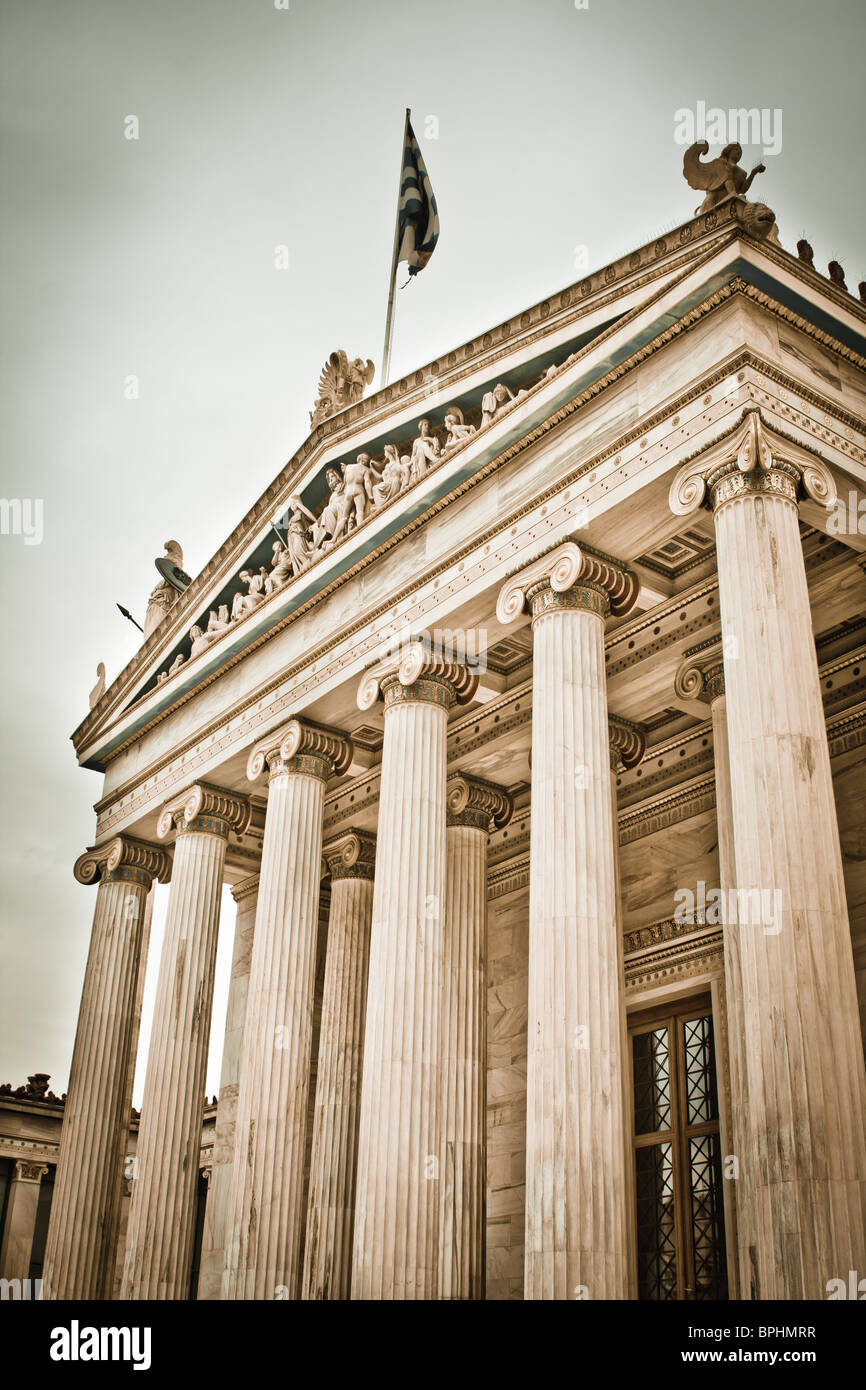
[380,107,410,387]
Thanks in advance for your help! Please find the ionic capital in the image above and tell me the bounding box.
[357,640,479,712]
[496,541,639,625]
[74,834,172,890]
[230,872,260,906]
[446,773,514,832]
[669,406,837,517]
[674,644,726,706]
[323,829,377,882]
[246,718,353,785]
[14,1161,49,1184]
[157,782,251,841]
[608,717,646,773]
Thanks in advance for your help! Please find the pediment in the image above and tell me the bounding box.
[74,200,866,771]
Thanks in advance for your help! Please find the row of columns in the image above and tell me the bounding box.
[44,406,866,1299]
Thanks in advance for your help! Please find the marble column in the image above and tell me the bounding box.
[198,873,259,1300]
[497,540,640,1299]
[0,1161,49,1281]
[302,830,376,1301]
[675,650,746,1298]
[42,836,170,1300]
[608,716,646,1304]
[223,719,352,1300]
[439,774,512,1301]
[352,643,478,1299]
[121,783,249,1300]
[671,406,866,1298]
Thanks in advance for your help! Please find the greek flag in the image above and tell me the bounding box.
[397,118,439,275]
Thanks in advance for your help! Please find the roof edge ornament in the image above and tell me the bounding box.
[310,351,375,429]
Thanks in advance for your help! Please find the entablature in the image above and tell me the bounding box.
[73,213,866,772]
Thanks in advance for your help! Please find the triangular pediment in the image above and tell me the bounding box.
[74,200,866,771]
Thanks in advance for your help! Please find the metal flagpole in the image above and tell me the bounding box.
[380,107,411,387]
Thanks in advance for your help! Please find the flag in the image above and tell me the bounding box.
[396,118,439,276]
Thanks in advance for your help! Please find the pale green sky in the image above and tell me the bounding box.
[1,0,863,1102]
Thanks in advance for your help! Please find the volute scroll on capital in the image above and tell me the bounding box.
[496,540,640,625]
[446,773,514,832]
[357,639,479,712]
[156,782,251,841]
[608,717,646,774]
[246,718,353,784]
[322,829,377,882]
[669,406,838,517]
[674,644,726,705]
[73,833,172,889]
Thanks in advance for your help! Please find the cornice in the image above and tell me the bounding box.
[75,229,732,749]
[88,354,865,828]
[74,239,866,759]
[625,929,725,994]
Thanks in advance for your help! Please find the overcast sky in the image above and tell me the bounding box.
[1,0,863,1106]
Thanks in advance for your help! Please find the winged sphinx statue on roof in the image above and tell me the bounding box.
[683,141,779,241]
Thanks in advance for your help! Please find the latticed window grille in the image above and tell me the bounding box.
[630,997,728,1301]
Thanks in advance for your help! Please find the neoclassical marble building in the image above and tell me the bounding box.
[37,192,866,1301]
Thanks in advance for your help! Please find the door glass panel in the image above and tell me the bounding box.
[683,1014,719,1124]
[688,1133,727,1300]
[631,1001,728,1301]
[633,1026,671,1133]
[635,1140,677,1300]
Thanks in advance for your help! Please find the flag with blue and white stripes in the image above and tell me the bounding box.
[397,118,439,276]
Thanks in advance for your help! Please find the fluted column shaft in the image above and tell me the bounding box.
[439,776,512,1300]
[198,874,259,1300]
[609,718,646,1303]
[352,678,453,1299]
[712,470,866,1298]
[302,832,376,1300]
[43,837,168,1300]
[525,581,628,1300]
[708,684,750,1299]
[440,820,487,1300]
[223,721,350,1299]
[122,787,243,1300]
